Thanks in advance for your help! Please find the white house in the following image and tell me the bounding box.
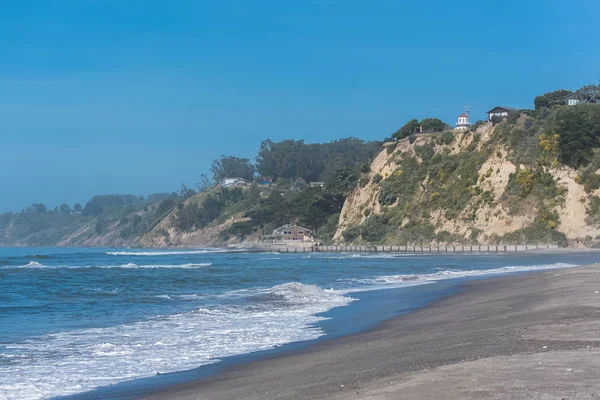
[222,177,248,188]
[455,113,470,130]
[564,92,582,106]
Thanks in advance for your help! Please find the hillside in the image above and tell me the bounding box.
[0,194,177,247]
[2,97,600,249]
[335,106,600,247]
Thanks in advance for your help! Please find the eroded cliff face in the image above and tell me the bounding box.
[334,120,600,247]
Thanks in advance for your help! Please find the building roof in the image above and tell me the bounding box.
[273,224,312,234]
[487,106,518,113]
[563,92,579,100]
[458,113,468,118]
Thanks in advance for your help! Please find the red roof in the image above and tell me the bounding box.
[458,113,468,118]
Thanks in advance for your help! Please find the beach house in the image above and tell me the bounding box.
[272,224,313,242]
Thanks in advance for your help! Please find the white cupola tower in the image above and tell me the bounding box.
[455,110,470,130]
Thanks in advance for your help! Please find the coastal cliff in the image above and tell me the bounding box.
[3,102,600,248]
[335,116,600,247]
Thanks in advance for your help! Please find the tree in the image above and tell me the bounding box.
[555,104,600,168]
[392,119,420,140]
[155,199,176,218]
[31,203,47,213]
[59,204,71,213]
[534,89,573,110]
[324,167,358,211]
[420,118,447,132]
[196,174,212,192]
[211,155,255,182]
[575,84,600,103]
[83,202,103,216]
[73,203,83,213]
[179,183,196,199]
[227,220,258,240]
[255,137,380,182]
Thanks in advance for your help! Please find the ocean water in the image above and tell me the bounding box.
[0,248,598,400]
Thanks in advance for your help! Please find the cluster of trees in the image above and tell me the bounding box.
[222,166,358,241]
[23,203,82,214]
[534,84,600,110]
[534,89,573,110]
[206,137,379,186]
[392,118,447,141]
[255,138,380,182]
[553,104,600,168]
[174,164,359,242]
[211,156,255,182]
[530,84,600,169]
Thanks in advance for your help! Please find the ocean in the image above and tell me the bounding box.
[0,247,598,400]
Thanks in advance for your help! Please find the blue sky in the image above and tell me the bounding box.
[1,0,599,212]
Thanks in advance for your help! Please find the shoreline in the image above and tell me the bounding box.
[138,264,600,399]
[59,279,462,400]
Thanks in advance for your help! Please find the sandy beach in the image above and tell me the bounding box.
[141,264,600,400]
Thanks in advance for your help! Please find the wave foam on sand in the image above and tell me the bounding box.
[0,282,353,400]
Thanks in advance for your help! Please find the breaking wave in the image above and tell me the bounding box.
[106,249,237,256]
[4,262,212,270]
[0,282,353,400]
[371,263,577,285]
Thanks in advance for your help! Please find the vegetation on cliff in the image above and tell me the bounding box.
[337,85,600,247]
[3,84,600,248]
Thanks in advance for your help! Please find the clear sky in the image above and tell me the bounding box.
[1,0,598,212]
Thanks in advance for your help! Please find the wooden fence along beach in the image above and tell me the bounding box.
[274,244,559,253]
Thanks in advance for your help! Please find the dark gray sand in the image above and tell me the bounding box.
[142,265,600,399]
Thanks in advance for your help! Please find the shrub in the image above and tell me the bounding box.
[586,196,600,225]
[500,206,567,246]
[578,168,600,193]
[373,174,383,184]
[342,225,361,242]
[360,215,387,242]
[359,176,370,187]
[379,157,424,207]
[538,133,559,166]
[515,169,534,195]
[415,144,435,162]
[439,131,455,145]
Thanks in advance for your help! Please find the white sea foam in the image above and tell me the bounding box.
[318,253,424,260]
[0,260,579,400]
[4,262,212,270]
[371,263,577,285]
[106,249,236,256]
[0,282,353,400]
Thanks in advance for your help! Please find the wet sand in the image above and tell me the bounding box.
[142,265,600,399]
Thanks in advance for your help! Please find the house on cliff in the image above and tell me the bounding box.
[487,106,519,121]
